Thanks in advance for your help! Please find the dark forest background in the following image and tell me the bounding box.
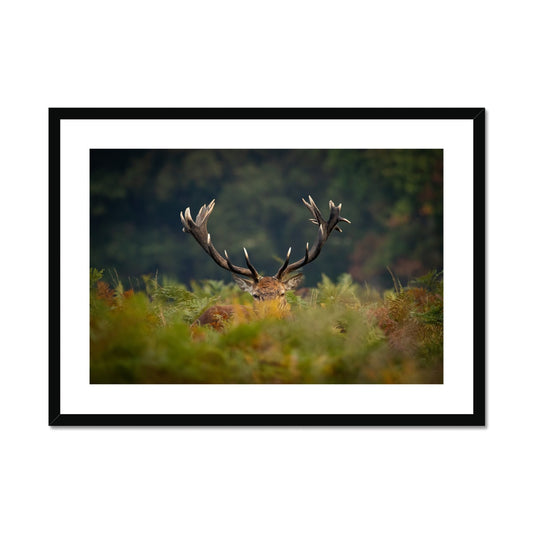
[90,149,443,289]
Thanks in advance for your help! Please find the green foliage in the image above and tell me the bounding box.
[90,267,104,286]
[409,269,443,293]
[90,270,443,384]
[372,270,443,375]
[312,273,360,307]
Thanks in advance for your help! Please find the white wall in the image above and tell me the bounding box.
[1,2,529,532]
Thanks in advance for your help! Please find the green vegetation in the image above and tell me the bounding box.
[90,269,443,384]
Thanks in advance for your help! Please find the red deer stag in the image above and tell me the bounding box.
[180,196,350,329]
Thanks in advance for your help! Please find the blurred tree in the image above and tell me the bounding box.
[90,149,442,288]
[324,149,442,285]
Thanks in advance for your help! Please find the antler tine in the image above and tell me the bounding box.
[223,249,261,282]
[223,250,239,274]
[180,199,260,280]
[243,248,261,281]
[274,247,292,278]
[276,196,350,280]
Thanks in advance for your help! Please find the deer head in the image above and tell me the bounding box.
[180,196,350,306]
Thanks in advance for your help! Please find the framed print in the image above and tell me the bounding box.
[49,108,485,426]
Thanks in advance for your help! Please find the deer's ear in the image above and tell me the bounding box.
[233,276,255,294]
[283,273,304,291]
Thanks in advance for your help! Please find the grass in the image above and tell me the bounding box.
[90,269,443,384]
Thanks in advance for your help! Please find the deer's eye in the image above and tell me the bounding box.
[253,294,260,300]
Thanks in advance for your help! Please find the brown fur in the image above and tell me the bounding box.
[193,275,303,330]
[194,305,252,330]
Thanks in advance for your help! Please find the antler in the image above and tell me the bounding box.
[180,200,261,281]
[275,195,351,280]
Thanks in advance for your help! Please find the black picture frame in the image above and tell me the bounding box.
[49,107,485,427]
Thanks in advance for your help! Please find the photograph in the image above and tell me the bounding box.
[90,148,444,385]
